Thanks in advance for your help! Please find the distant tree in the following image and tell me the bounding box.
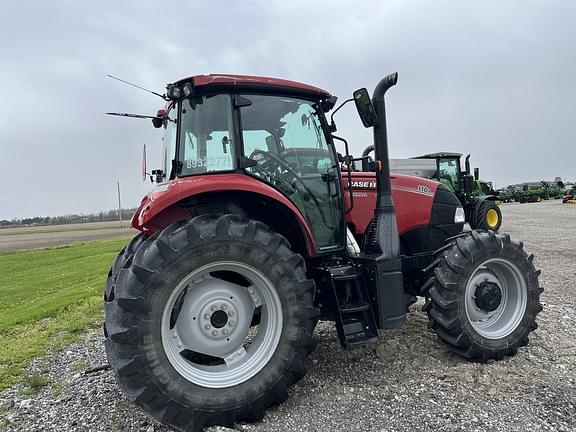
[0,208,138,229]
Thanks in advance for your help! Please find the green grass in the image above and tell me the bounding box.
[20,374,52,396]
[0,238,130,390]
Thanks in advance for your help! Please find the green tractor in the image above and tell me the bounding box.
[515,185,543,203]
[361,150,502,230]
[409,152,502,231]
[541,182,563,200]
[495,189,514,203]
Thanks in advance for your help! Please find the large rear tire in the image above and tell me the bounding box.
[104,232,147,304]
[104,214,318,431]
[424,230,542,361]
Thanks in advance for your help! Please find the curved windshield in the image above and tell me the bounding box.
[240,94,342,250]
[179,94,235,176]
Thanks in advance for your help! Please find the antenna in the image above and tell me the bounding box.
[105,112,161,120]
[107,74,168,101]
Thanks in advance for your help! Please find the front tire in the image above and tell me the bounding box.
[424,230,543,361]
[104,215,318,431]
[472,200,502,231]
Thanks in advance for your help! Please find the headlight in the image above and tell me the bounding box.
[167,84,182,100]
[182,82,193,97]
[454,207,465,223]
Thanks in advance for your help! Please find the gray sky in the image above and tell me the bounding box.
[1,0,575,220]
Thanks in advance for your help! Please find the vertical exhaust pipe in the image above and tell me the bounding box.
[360,72,405,329]
[372,73,398,209]
[365,72,399,258]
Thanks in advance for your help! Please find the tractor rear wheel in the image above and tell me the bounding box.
[104,214,318,431]
[104,232,147,304]
[424,230,542,361]
[472,200,502,231]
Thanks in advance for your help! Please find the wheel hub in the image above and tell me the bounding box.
[486,209,499,228]
[197,298,238,339]
[210,310,229,328]
[161,261,284,388]
[474,280,502,312]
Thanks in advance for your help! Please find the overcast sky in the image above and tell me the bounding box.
[1,0,575,220]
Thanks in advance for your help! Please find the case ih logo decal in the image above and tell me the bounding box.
[349,180,377,189]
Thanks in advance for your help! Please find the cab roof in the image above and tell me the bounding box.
[174,74,331,99]
[412,152,463,159]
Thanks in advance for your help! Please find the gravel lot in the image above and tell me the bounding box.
[1,200,575,432]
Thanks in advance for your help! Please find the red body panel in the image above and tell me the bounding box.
[343,172,440,235]
[131,174,318,255]
[174,74,330,97]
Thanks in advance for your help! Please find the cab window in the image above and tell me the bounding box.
[179,94,235,175]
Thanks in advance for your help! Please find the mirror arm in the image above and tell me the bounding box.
[329,98,354,132]
[332,134,354,214]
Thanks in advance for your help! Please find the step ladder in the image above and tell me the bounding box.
[325,264,379,348]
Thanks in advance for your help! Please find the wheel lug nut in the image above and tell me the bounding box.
[249,288,255,295]
[204,313,210,319]
[211,305,217,311]
[221,304,227,310]
[229,311,235,317]
[229,320,235,327]
[205,324,211,330]
[212,330,219,337]
[222,329,228,335]
[172,331,177,338]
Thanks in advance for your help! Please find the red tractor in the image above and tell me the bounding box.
[105,73,542,431]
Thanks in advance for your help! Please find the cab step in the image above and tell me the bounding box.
[322,264,379,348]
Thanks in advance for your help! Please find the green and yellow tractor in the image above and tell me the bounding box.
[363,150,502,230]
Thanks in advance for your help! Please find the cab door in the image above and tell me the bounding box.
[239,94,345,252]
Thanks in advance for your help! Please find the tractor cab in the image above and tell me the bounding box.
[152,76,345,251]
[412,152,474,196]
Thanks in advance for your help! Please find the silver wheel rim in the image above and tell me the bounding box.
[161,261,283,388]
[465,258,527,339]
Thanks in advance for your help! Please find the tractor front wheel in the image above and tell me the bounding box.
[472,200,502,231]
[424,230,542,361]
[104,215,318,431]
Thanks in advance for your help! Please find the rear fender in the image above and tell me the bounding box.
[131,174,318,256]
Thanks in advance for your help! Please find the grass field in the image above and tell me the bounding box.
[0,237,130,391]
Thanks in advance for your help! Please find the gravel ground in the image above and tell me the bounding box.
[1,200,575,432]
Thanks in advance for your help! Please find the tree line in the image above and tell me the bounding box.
[0,208,138,228]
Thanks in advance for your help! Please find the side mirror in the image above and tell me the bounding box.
[474,167,479,181]
[353,88,378,128]
[152,109,165,128]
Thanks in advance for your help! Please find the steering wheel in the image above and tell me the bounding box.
[248,150,335,229]
[249,150,300,193]
[249,149,298,174]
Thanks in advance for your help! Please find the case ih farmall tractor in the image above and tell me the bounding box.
[105,73,542,431]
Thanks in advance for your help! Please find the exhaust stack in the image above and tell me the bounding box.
[364,72,399,258]
[356,73,406,329]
